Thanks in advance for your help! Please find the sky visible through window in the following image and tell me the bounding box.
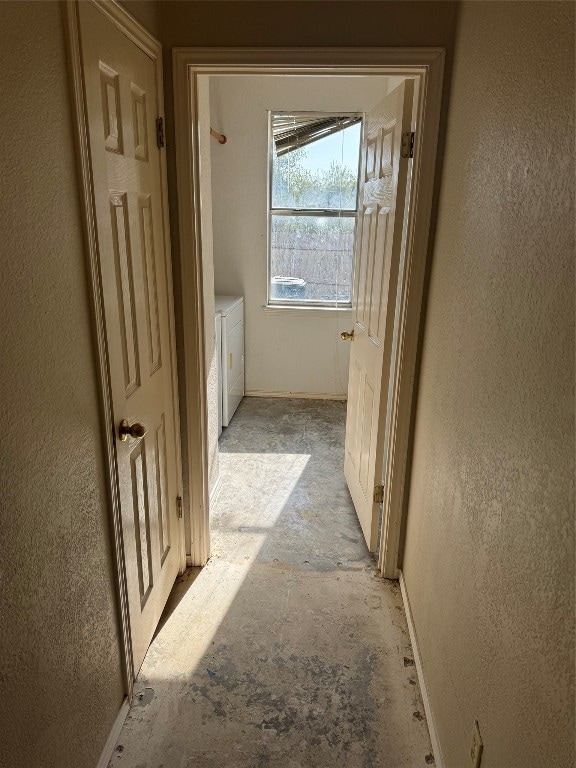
[270,119,362,305]
[272,121,361,210]
[298,122,361,174]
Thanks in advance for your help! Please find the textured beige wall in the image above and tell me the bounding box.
[119,0,160,37]
[160,0,459,48]
[0,3,125,767]
[402,3,575,767]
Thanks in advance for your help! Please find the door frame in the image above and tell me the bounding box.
[63,0,186,704]
[173,47,444,578]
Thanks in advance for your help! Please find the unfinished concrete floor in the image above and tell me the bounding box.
[110,398,433,768]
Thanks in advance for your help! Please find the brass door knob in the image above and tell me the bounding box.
[118,419,146,441]
[340,330,354,341]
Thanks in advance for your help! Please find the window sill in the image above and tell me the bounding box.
[263,304,353,317]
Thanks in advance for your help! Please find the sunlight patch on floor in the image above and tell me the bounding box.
[142,453,310,684]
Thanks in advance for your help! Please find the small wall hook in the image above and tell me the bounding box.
[210,127,227,144]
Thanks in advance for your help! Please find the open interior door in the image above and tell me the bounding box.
[343,80,414,552]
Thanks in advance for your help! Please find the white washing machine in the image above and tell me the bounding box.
[215,295,244,427]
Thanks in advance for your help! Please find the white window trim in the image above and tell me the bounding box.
[262,304,353,316]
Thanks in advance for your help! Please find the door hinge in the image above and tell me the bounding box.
[400,131,415,159]
[156,117,165,149]
[373,485,384,504]
[176,495,183,519]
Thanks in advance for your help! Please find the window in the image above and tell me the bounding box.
[268,112,362,307]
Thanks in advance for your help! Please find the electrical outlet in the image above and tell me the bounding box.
[470,720,483,767]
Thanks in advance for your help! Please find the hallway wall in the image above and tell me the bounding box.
[402,3,575,767]
[119,0,160,36]
[0,2,128,766]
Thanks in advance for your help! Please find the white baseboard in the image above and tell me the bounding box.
[96,697,130,768]
[210,474,223,505]
[245,390,347,401]
[399,571,445,768]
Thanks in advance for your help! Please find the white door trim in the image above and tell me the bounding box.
[63,0,185,704]
[172,47,445,576]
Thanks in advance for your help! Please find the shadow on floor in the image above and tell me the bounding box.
[153,567,203,640]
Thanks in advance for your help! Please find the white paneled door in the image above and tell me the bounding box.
[344,81,414,552]
[79,2,181,675]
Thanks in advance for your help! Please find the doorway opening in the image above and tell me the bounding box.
[173,49,444,580]
[200,72,410,562]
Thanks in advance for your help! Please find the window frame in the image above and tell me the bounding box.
[267,110,364,309]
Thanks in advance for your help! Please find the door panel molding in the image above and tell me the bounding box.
[346,81,415,553]
[63,0,185,709]
[173,47,444,577]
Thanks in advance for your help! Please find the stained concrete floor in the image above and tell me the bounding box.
[110,398,434,768]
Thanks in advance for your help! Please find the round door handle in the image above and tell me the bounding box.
[118,419,146,441]
[340,330,354,341]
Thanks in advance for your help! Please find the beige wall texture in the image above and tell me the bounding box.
[0,3,126,767]
[119,0,160,37]
[160,1,460,49]
[402,3,575,767]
